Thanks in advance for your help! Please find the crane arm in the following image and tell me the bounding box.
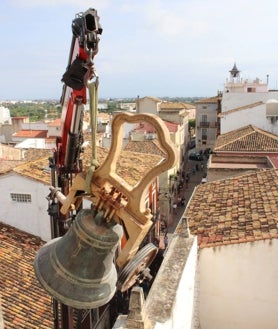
[56,8,102,174]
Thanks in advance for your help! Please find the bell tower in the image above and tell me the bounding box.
[229,63,240,82]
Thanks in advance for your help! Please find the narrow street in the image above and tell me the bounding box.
[167,158,207,234]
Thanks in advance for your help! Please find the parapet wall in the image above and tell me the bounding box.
[211,154,268,164]
[113,218,199,329]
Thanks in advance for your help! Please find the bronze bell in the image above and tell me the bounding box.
[34,209,122,309]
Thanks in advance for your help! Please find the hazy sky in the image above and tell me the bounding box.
[1,0,278,100]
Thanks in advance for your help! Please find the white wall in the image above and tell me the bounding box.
[21,122,48,130]
[198,239,278,329]
[0,172,51,241]
[0,106,11,124]
[171,238,198,329]
[221,91,278,134]
[47,125,61,138]
[15,138,47,149]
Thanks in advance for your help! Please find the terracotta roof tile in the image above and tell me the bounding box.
[163,121,179,132]
[83,146,163,186]
[124,140,166,158]
[133,120,178,133]
[141,96,161,103]
[11,144,162,186]
[13,157,52,185]
[13,130,47,138]
[185,169,278,248]
[214,125,278,152]
[25,148,53,162]
[0,160,25,174]
[159,102,195,110]
[194,95,222,104]
[0,222,53,328]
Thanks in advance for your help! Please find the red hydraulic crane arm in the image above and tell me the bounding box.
[47,7,102,260]
[56,8,102,174]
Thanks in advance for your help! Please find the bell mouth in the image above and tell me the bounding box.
[34,238,117,309]
[34,209,122,309]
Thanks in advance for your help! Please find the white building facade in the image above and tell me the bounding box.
[0,171,51,241]
[0,168,92,242]
[0,106,11,124]
[195,95,221,150]
[221,64,278,134]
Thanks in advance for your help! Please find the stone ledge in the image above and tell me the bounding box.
[144,219,194,324]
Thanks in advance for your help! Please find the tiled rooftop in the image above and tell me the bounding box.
[83,146,163,186]
[161,120,178,132]
[133,120,178,133]
[194,95,222,104]
[185,169,278,248]
[141,96,161,103]
[25,148,53,162]
[12,130,47,138]
[13,157,52,185]
[0,160,24,174]
[0,222,53,328]
[124,140,166,159]
[159,102,195,110]
[10,145,163,187]
[214,125,278,152]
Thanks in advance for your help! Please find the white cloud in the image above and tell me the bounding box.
[119,1,208,38]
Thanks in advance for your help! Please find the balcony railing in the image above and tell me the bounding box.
[199,121,210,128]
[198,121,220,128]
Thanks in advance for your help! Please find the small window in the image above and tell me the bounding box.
[10,193,32,203]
